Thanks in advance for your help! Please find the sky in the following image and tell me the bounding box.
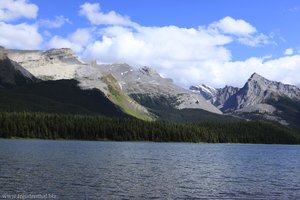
[1,0,300,88]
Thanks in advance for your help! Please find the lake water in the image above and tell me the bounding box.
[0,139,299,199]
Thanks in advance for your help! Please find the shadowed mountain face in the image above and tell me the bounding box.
[0,79,129,118]
[191,73,300,130]
[0,53,37,88]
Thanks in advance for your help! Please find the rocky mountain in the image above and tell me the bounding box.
[4,47,222,121]
[190,84,239,108]
[0,49,130,117]
[0,52,37,88]
[192,73,300,129]
[4,48,154,120]
[222,73,300,112]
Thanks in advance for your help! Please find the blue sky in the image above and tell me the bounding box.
[1,0,300,87]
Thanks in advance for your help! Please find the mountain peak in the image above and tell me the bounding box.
[249,72,265,80]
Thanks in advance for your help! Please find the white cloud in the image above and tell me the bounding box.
[0,22,42,49]
[209,16,272,46]
[237,33,272,47]
[211,16,256,36]
[0,0,38,22]
[38,16,71,28]
[81,25,232,73]
[79,2,136,27]
[284,48,294,55]
[48,28,93,53]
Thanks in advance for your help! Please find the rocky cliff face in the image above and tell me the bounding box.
[214,86,240,108]
[7,48,83,80]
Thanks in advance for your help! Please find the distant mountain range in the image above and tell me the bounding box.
[0,47,299,130]
[190,73,300,130]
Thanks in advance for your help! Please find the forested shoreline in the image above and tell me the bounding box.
[0,112,299,144]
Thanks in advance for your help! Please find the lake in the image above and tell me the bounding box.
[0,139,299,199]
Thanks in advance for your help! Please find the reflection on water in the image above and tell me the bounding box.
[0,139,299,199]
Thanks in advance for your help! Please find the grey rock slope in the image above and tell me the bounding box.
[78,64,222,114]
[0,52,37,87]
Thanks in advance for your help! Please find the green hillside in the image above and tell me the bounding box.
[101,74,154,121]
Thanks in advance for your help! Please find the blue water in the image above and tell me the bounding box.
[0,139,299,199]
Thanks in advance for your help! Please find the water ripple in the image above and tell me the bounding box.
[0,140,299,199]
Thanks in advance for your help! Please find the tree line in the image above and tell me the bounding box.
[0,112,299,144]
